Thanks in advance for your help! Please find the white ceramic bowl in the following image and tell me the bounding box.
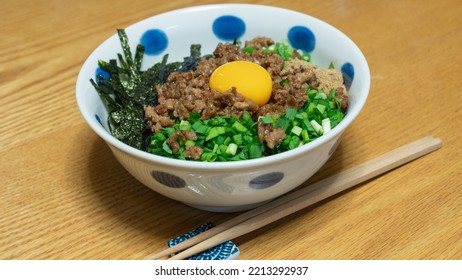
[76,4,370,212]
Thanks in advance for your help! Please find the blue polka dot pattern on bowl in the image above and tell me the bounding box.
[212,15,246,41]
[96,17,355,88]
[288,26,316,53]
[95,114,103,126]
[140,29,168,55]
[249,172,284,189]
[151,171,186,188]
[168,222,239,260]
[95,67,110,82]
[341,62,355,90]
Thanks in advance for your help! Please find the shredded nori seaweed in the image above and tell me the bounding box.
[90,29,203,150]
[178,44,202,72]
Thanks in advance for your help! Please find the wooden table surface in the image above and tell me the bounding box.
[1,0,461,260]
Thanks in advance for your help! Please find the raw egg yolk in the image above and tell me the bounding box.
[209,61,272,106]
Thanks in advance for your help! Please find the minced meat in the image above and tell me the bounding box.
[165,130,198,154]
[257,122,286,149]
[145,36,348,151]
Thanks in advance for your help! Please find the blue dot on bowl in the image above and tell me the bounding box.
[249,172,284,189]
[95,67,110,82]
[288,26,316,53]
[140,29,168,55]
[212,15,246,41]
[95,114,103,126]
[341,62,355,90]
[151,171,185,188]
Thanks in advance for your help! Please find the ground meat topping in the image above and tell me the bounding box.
[166,130,198,154]
[144,37,348,150]
[257,122,286,149]
[183,146,203,160]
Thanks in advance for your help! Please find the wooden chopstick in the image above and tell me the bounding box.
[146,136,442,260]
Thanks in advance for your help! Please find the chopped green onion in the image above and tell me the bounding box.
[146,84,345,161]
[291,126,303,136]
[206,126,226,141]
[322,118,331,134]
[201,152,217,162]
[151,133,166,144]
[314,91,327,99]
[276,117,291,132]
[163,126,175,136]
[295,112,308,120]
[263,45,275,53]
[243,46,255,53]
[226,143,238,156]
[307,88,318,97]
[329,100,336,109]
[280,79,289,86]
[288,136,301,149]
[316,104,326,115]
[223,136,232,145]
[307,102,316,113]
[179,120,191,130]
[243,134,254,144]
[301,53,311,62]
[218,144,227,154]
[301,130,310,142]
[249,143,265,159]
[310,120,323,135]
[192,122,208,134]
[285,107,297,121]
[162,141,173,154]
[259,115,275,124]
[232,121,248,132]
[185,140,195,147]
[233,134,243,145]
[329,89,336,99]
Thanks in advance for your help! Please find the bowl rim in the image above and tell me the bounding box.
[76,3,370,171]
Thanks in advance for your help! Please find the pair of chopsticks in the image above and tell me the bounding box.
[147,136,442,260]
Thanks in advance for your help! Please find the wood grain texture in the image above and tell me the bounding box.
[1,0,461,260]
[162,137,443,260]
